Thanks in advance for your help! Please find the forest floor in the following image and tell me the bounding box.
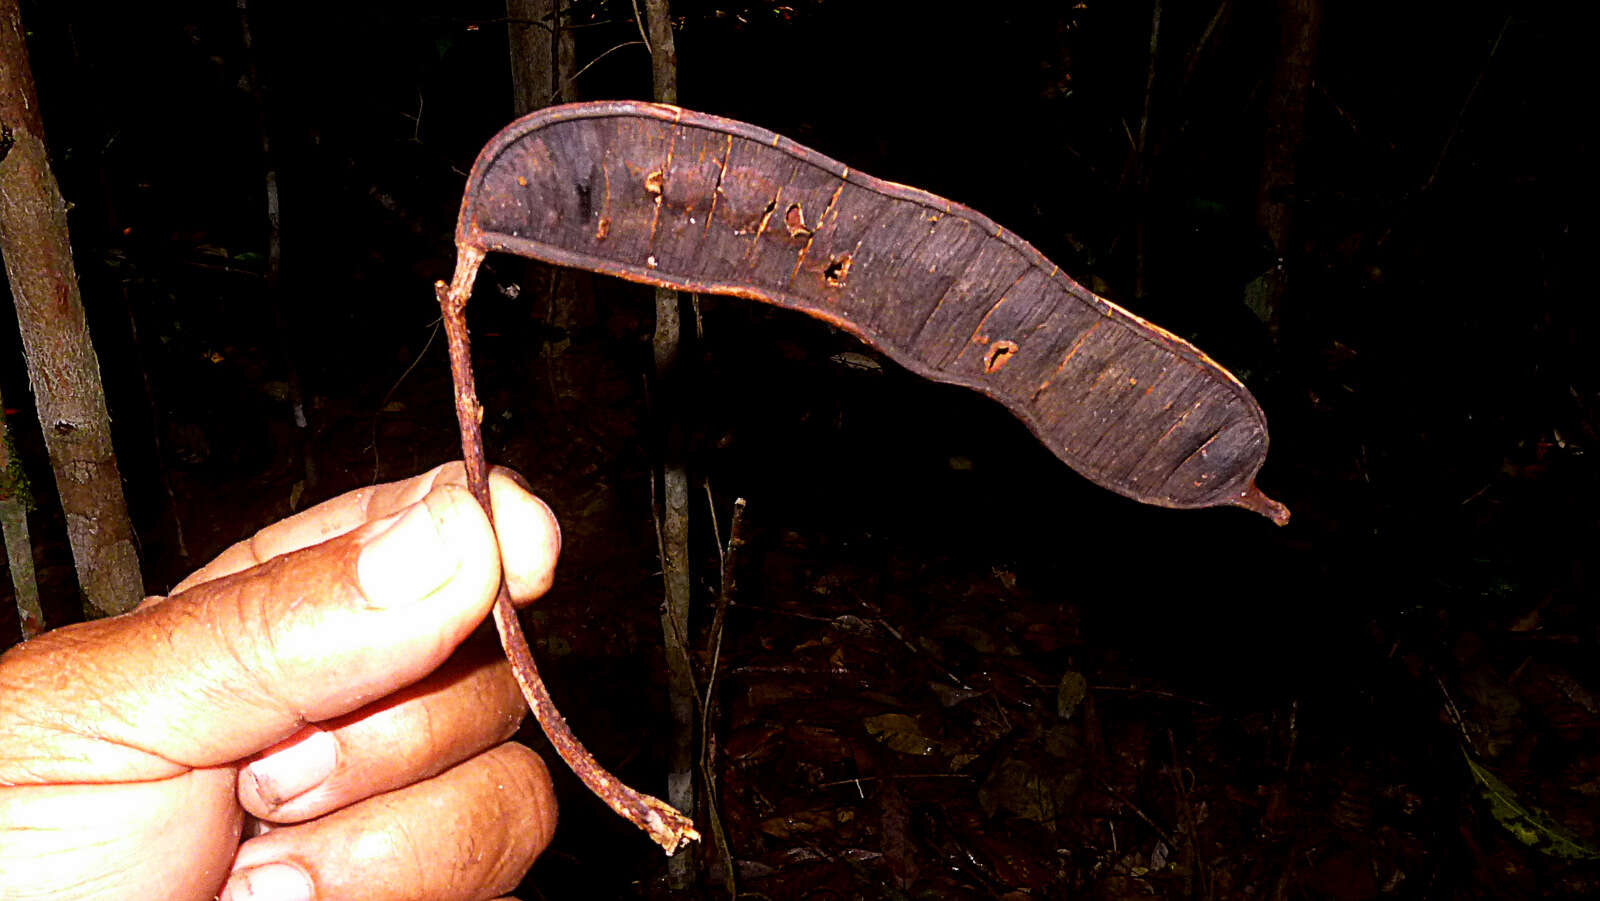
[4,274,1598,900]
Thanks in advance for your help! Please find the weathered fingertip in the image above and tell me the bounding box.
[487,470,561,602]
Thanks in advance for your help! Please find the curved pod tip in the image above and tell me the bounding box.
[1231,483,1291,526]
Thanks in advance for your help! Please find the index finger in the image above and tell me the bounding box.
[173,463,557,603]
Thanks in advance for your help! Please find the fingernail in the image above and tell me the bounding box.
[357,502,459,608]
[220,863,313,901]
[245,728,336,807]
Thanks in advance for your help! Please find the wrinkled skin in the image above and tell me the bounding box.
[0,463,562,901]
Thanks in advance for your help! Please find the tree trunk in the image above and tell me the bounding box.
[237,0,316,503]
[507,0,576,114]
[1250,0,1322,337]
[0,391,44,638]
[1132,0,1162,301]
[555,3,576,104]
[507,0,588,413]
[643,0,695,886]
[0,3,143,619]
[645,0,678,107]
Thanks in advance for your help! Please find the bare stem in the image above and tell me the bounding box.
[435,244,700,855]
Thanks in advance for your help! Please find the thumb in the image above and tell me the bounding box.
[0,482,533,785]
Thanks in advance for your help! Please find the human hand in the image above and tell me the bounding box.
[0,463,561,901]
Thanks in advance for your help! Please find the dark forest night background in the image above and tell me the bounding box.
[2,0,1593,897]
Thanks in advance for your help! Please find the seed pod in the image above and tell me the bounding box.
[455,101,1287,524]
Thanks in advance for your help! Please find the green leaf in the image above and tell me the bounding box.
[1463,748,1600,860]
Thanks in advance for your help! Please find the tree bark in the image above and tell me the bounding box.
[507,0,576,114]
[0,3,143,619]
[556,3,576,104]
[643,0,695,886]
[1132,0,1162,301]
[1251,0,1322,337]
[237,0,316,501]
[507,1,587,410]
[0,391,43,638]
[645,0,678,107]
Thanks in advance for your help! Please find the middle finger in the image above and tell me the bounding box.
[239,629,525,823]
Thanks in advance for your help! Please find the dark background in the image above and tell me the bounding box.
[2,0,1593,897]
